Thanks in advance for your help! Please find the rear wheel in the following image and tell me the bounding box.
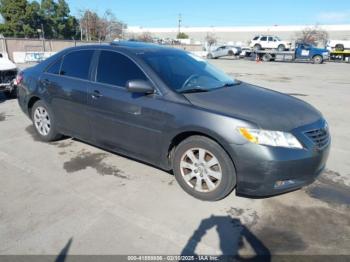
[173,136,236,201]
[335,44,344,51]
[262,54,272,62]
[254,44,262,51]
[31,100,62,142]
[312,55,323,64]
[277,44,285,51]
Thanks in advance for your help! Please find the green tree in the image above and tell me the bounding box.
[39,0,77,39]
[24,1,42,37]
[0,0,28,37]
[177,32,189,39]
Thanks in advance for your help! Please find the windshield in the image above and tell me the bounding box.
[139,51,236,93]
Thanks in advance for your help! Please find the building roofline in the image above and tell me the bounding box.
[127,24,350,33]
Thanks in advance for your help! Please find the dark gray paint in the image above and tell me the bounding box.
[17,42,330,196]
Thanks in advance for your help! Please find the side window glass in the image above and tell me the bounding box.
[96,51,147,87]
[60,50,94,80]
[268,37,273,41]
[261,37,267,41]
[46,58,62,75]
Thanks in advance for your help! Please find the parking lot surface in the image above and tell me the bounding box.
[0,60,349,257]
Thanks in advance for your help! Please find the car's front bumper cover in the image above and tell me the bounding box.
[229,119,330,196]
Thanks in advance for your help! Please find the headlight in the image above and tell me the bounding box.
[238,128,303,149]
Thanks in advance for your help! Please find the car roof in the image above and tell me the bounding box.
[65,41,183,55]
[33,41,187,75]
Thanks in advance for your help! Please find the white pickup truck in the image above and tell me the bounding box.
[0,52,17,98]
[326,40,350,51]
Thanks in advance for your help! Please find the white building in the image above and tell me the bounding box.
[126,24,350,44]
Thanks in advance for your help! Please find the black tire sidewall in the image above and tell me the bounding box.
[31,100,60,142]
[254,44,261,51]
[173,136,236,201]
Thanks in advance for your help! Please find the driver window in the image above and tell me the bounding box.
[268,37,273,42]
[261,37,267,41]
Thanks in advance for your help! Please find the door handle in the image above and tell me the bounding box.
[91,90,102,99]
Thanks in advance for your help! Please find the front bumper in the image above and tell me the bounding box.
[0,82,14,92]
[230,119,330,196]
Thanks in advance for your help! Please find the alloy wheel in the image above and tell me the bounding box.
[33,106,51,136]
[180,148,222,193]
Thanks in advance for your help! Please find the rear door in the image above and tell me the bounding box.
[266,37,275,49]
[41,50,95,139]
[86,50,168,162]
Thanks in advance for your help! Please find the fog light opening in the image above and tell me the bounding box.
[274,179,296,188]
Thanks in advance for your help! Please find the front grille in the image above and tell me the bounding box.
[304,127,330,149]
[0,70,17,85]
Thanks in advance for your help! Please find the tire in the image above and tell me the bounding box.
[335,44,344,52]
[31,100,62,142]
[262,54,272,62]
[228,50,234,56]
[312,55,323,64]
[277,44,285,51]
[254,44,262,51]
[4,90,16,99]
[173,136,236,201]
[207,53,213,59]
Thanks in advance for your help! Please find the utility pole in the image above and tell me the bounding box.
[178,13,182,35]
[41,23,45,39]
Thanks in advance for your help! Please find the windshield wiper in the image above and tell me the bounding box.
[179,88,209,94]
[216,81,241,89]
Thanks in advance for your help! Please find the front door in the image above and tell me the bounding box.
[87,50,168,162]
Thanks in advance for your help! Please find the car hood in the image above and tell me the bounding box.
[184,82,322,131]
[315,48,328,53]
[0,58,17,71]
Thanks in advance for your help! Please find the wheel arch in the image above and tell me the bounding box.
[27,96,41,118]
[165,129,236,171]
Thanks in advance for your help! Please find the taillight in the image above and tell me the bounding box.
[14,72,23,85]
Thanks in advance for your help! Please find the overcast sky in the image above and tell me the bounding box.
[67,0,350,27]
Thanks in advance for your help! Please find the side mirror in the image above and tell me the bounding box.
[126,80,155,94]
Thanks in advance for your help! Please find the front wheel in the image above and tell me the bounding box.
[3,85,17,99]
[31,100,62,142]
[173,136,236,201]
[312,55,323,64]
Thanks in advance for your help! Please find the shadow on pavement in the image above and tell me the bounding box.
[181,215,270,261]
[55,238,73,262]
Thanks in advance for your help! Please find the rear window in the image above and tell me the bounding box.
[253,36,259,40]
[60,50,94,80]
[96,51,147,87]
